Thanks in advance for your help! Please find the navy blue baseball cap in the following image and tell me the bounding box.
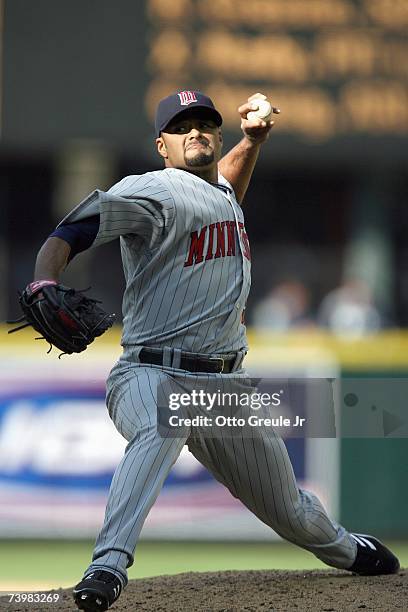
[155,90,223,137]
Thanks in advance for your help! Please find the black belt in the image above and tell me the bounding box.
[139,348,237,374]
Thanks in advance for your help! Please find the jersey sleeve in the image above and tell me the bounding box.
[56,173,175,250]
[49,216,100,262]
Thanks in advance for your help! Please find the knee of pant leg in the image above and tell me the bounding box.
[124,423,159,453]
[124,423,187,464]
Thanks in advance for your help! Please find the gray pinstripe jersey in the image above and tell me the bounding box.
[58,168,251,354]
[65,172,358,588]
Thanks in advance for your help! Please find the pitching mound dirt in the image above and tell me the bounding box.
[2,569,407,611]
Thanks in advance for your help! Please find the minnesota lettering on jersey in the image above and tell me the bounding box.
[184,220,251,267]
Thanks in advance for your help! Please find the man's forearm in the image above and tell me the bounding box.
[218,138,261,204]
[34,237,71,281]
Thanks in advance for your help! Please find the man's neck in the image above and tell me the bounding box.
[174,165,218,183]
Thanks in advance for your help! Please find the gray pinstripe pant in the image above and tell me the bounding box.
[85,359,356,586]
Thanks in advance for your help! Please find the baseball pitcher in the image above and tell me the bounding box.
[18,91,399,611]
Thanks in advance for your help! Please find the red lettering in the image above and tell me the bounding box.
[184,220,240,267]
[214,221,226,259]
[226,221,236,256]
[205,223,215,260]
[238,222,251,261]
[184,226,207,267]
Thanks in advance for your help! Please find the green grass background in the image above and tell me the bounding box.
[0,540,407,589]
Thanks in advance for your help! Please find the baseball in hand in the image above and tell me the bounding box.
[247,95,273,122]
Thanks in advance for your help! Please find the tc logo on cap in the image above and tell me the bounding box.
[178,91,198,106]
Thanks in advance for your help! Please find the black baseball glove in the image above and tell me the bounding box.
[8,280,115,355]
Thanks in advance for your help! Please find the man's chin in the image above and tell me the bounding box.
[184,151,214,168]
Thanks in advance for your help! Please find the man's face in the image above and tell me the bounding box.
[156,112,223,171]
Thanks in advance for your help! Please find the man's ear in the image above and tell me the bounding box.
[156,137,168,159]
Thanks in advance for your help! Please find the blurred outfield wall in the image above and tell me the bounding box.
[0,325,407,539]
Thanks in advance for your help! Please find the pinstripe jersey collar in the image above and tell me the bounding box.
[209,182,232,194]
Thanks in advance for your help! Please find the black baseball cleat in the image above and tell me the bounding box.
[73,570,123,611]
[348,533,400,575]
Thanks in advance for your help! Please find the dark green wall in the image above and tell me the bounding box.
[340,372,408,537]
